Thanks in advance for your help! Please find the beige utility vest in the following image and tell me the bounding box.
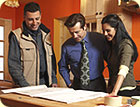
[12,28,53,86]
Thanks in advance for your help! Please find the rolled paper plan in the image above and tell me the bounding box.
[104,96,122,106]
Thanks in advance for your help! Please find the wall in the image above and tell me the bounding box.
[132,14,140,80]
[0,4,16,29]
[15,0,80,43]
[0,0,80,34]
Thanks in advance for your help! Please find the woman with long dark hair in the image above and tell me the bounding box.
[101,14,140,97]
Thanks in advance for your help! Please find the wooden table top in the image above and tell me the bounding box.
[0,93,130,107]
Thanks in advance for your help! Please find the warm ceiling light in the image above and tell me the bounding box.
[5,0,19,8]
[118,0,140,7]
[0,0,19,8]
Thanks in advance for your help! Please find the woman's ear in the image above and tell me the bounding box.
[84,24,87,31]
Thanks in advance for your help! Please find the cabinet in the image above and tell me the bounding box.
[80,0,120,17]
[80,0,132,35]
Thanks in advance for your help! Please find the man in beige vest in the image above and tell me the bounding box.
[8,2,57,87]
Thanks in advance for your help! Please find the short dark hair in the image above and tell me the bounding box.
[64,13,86,29]
[24,2,41,16]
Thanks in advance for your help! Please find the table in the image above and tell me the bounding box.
[0,93,129,107]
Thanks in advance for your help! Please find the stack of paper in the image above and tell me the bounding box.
[2,85,107,104]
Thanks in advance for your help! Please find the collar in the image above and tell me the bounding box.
[22,21,41,37]
[82,32,89,43]
[22,21,50,37]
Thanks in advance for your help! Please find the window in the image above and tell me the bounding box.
[0,26,4,80]
[0,18,12,81]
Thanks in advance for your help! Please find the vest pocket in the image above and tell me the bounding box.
[21,47,35,61]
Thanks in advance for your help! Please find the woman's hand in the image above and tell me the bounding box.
[52,83,58,87]
[109,75,125,96]
[108,92,117,96]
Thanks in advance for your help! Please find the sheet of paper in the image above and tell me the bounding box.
[33,89,107,104]
[2,85,107,104]
[132,96,140,100]
[2,85,48,95]
[2,85,73,96]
